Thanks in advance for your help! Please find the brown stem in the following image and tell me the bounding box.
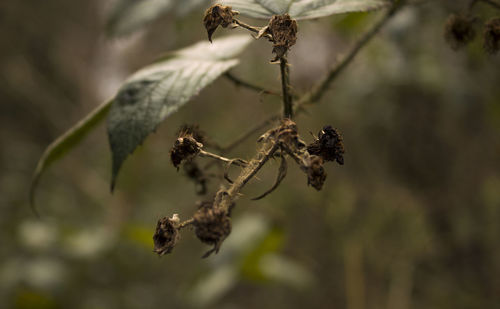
[178,218,194,230]
[216,141,280,213]
[224,72,280,96]
[280,57,293,119]
[199,150,248,167]
[234,19,260,34]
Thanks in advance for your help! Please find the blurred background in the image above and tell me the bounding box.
[1,0,499,308]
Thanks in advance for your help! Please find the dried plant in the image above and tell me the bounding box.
[31,0,413,257]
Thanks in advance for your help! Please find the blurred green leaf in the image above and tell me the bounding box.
[240,227,284,281]
[218,0,390,20]
[107,35,253,190]
[124,224,154,248]
[30,100,112,213]
[106,0,174,37]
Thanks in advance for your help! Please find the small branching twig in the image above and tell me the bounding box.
[224,72,280,96]
[199,149,248,167]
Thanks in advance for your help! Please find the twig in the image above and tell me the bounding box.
[178,218,194,229]
[234,19,261,34]
[221,114,281,153]
[224,72,280,96]
[299,2,403,105]
[199,150,248,167]
[216,141,280,213]
[280,56,293,118]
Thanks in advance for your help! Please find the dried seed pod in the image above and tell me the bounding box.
[307,155,327,190]
[153,214,180,256]
[307,126,345,165]
[483,18,500,55]
[193,202,231,256]
[203,4,238,42]
[170,133,203,169]
[267,14,298,61]
[444,14,476,50]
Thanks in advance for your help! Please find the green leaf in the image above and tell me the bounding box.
[107,35,253,190]
[30,100,113,214]
[218,0,390,20]
[106,0,174,37]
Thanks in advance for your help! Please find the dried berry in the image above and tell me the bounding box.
[203,4,238,42]
[307,155,327,190]
[193,202,231,256]
[153,214,180,256]
[170,133,203,169]
[267,14,298,61]
[307,126,344,165]
[483,18,500,55]
[444,14,476,50]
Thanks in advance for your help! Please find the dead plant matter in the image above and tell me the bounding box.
[307,125,345,165]
[203,4,238,42]
[153,215,180,256]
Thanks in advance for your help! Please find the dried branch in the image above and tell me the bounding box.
[199,149,248,167]
[224,72,280,96]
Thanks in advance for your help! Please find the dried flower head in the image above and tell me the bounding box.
[307,126,344,165]
[266,14,298,61]
[444,14,476,50]
[203,4,238,42]
[153,214,180,256]
[483,18,500,55]
[307,155,327,190]
[177,124,206,145]
[170,132,203,169]
[193,202,231,257]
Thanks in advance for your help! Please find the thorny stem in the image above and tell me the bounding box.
[216,142,280,213]
[221,2,405,153]
[280,57,293,119]
[224,72,279,96]
[199,149,248,167]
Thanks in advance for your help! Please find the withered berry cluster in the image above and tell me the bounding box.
[444,0,500,54]
[154,120,344,257]
[153,4,344,258]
